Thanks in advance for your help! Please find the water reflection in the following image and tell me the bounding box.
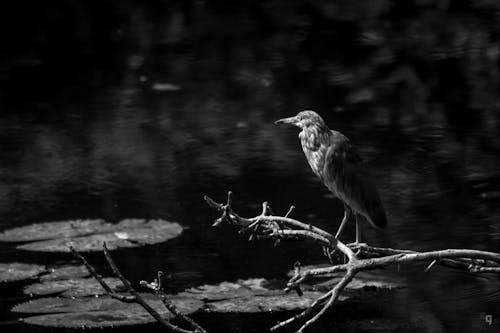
[1,1,500,332]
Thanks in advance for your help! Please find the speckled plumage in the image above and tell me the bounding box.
[278,110,387,230]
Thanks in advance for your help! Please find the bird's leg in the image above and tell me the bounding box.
[323,204,350,262]
[334,204,351,240]
[355,214,361,244]
[323,246,335,264]
[351,214,370,256]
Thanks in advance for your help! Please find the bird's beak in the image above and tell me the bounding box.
[274,116,298,125]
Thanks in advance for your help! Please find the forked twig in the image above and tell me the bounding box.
[70,244,206,333]
[141,272,206,333]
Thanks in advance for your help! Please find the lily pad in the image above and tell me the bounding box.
[0,219,183,252]
[12,278,353,328]
[178,278,269,301]
[39,265,89,282]
[0,263,46,283]
[23,277,124,297]
[204,290,331,313]
[177,278,340,313]
[0,219,111,242]
[23,310,158,328]
[14,294,203,328]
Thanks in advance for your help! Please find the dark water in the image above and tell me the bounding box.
[1,1,500,332]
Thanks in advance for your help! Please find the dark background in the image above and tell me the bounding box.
[1,0,500,332]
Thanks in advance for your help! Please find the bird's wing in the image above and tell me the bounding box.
[322,134,387,228]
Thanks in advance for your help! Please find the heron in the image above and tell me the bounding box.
[275,110,387,244]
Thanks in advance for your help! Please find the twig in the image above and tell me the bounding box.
[270,288,335,331]
[203,194,354,260]
[71,244,206,333]
[425,259,438,272]
[70,246,134,303]
[141,272,207,333]
[296,268,357,333]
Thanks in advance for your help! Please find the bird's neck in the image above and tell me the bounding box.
[299,125,332,179]
[299,124,332,151]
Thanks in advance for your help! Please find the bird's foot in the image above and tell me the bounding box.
[322,246,337,263]
[348,242,368,256]
[348,242,368,247]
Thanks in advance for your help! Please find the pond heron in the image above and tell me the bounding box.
[275,110,387,243]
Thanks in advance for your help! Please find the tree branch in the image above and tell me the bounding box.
[205,191,500,332]
[70,244,206,333]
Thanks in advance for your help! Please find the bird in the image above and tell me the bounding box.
[275,110,387,244]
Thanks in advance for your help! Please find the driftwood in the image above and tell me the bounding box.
[204,191,500,333]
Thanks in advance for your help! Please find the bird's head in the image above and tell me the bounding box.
[275,110,327,129]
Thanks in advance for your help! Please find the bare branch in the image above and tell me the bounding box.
[270,288,335,331]
[142,271,207,333]
[205,191,500,332]
[296,268,357,333]
[69,246,134,303]
[158,293,207,333]
[71,244,206,333]
[203,194,355,260]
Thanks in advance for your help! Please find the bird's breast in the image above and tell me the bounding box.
[299,128,330,181]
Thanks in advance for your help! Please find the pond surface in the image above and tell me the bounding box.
[1,1,500,332]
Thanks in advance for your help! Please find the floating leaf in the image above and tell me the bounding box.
[0,263,46,283]
[24,277,123,297]
[0,219,111,242]
[0,219,183,252]
[204,290,331,313]
[39,265,90,282]
[177,278,339,313]
[13,294,202,315]
[13,278,350,328]
[14,294,203,328]
[179,278,269,301]
[23,310,157,328]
